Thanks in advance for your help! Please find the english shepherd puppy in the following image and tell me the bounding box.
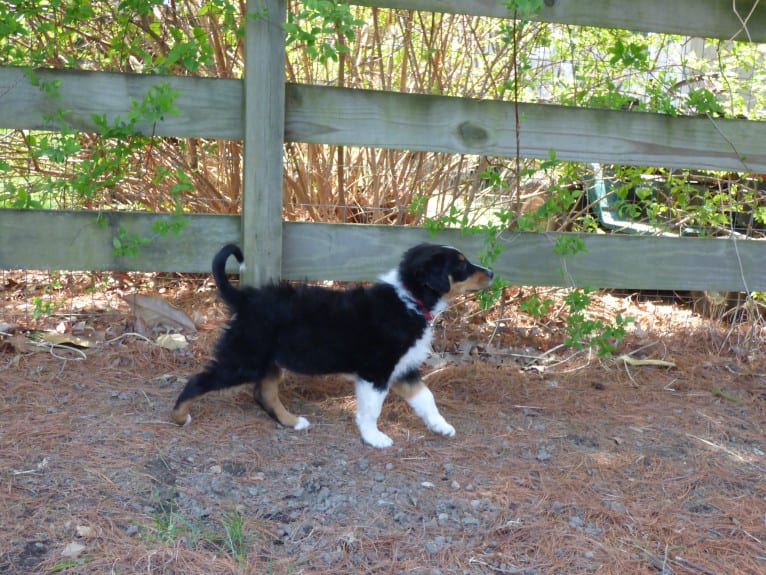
[172,243,493,448]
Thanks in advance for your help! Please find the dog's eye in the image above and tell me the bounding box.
[453,261,468,276]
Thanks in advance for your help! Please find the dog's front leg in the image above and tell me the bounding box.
[392,379,456,438]
[354,379,393,448]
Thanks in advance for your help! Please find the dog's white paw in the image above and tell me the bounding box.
[294,416,310,431]
[428,417,456,437]
[361,429,394,448]
[182,414,192,427]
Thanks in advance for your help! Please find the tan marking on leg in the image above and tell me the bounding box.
[392,379,426,401]
[256,369,301,428]
[394,379,455,437]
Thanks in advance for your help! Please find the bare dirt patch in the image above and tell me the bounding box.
[1,287,765,575]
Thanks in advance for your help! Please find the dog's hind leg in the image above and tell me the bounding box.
[172,366,235,425]
[172,362,252,426]
[392,378,455,438]
[253,366,310,430]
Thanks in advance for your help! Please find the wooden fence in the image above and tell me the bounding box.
[1,0,766,292]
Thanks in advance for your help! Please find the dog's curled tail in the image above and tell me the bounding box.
[212,244,245,308]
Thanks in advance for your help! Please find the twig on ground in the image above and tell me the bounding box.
[468,557,550,574]
[673,556,719,575]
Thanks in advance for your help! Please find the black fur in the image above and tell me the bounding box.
[172,242,493,442]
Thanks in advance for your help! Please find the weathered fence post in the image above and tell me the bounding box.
[241,0,287,285]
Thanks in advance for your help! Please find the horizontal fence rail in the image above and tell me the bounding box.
[354,0,766,43]
[286,85,766,173]
[3,67,766,173]
[0,209,763,293]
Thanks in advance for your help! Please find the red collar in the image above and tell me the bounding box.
[411,295,433,321]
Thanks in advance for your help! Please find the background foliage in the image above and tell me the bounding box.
[3,0,766,231]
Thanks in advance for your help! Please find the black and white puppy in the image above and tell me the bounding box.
[172,243,493,448]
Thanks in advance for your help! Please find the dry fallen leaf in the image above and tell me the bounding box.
[156,333,189,350]
[40,332,97,349]
[76,525,96,539]
[124,293,197,334]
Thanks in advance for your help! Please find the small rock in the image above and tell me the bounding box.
[605,500,627,514]
[321,551,342,565]
[536,446,551,461]
[358,458,369,471]
[568,515,585,529]
[585,523,603,536]
[450,480,461,490]
[223,461,247,476]
[61,542,86,558]
[584,551,595,559]
[210,478,231,496]
[209,464,222,474]
[425,537,446,554]
[393,511,410,524]
[338,531,359,549]
[125,525,140,536]
[421,481,435,489]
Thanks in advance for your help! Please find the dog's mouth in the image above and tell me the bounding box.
[446,269,494,297]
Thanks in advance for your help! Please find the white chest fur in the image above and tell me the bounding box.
[379,268,446,385]
[389,327,433,384]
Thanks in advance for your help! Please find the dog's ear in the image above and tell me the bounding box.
[419,256,451,294]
